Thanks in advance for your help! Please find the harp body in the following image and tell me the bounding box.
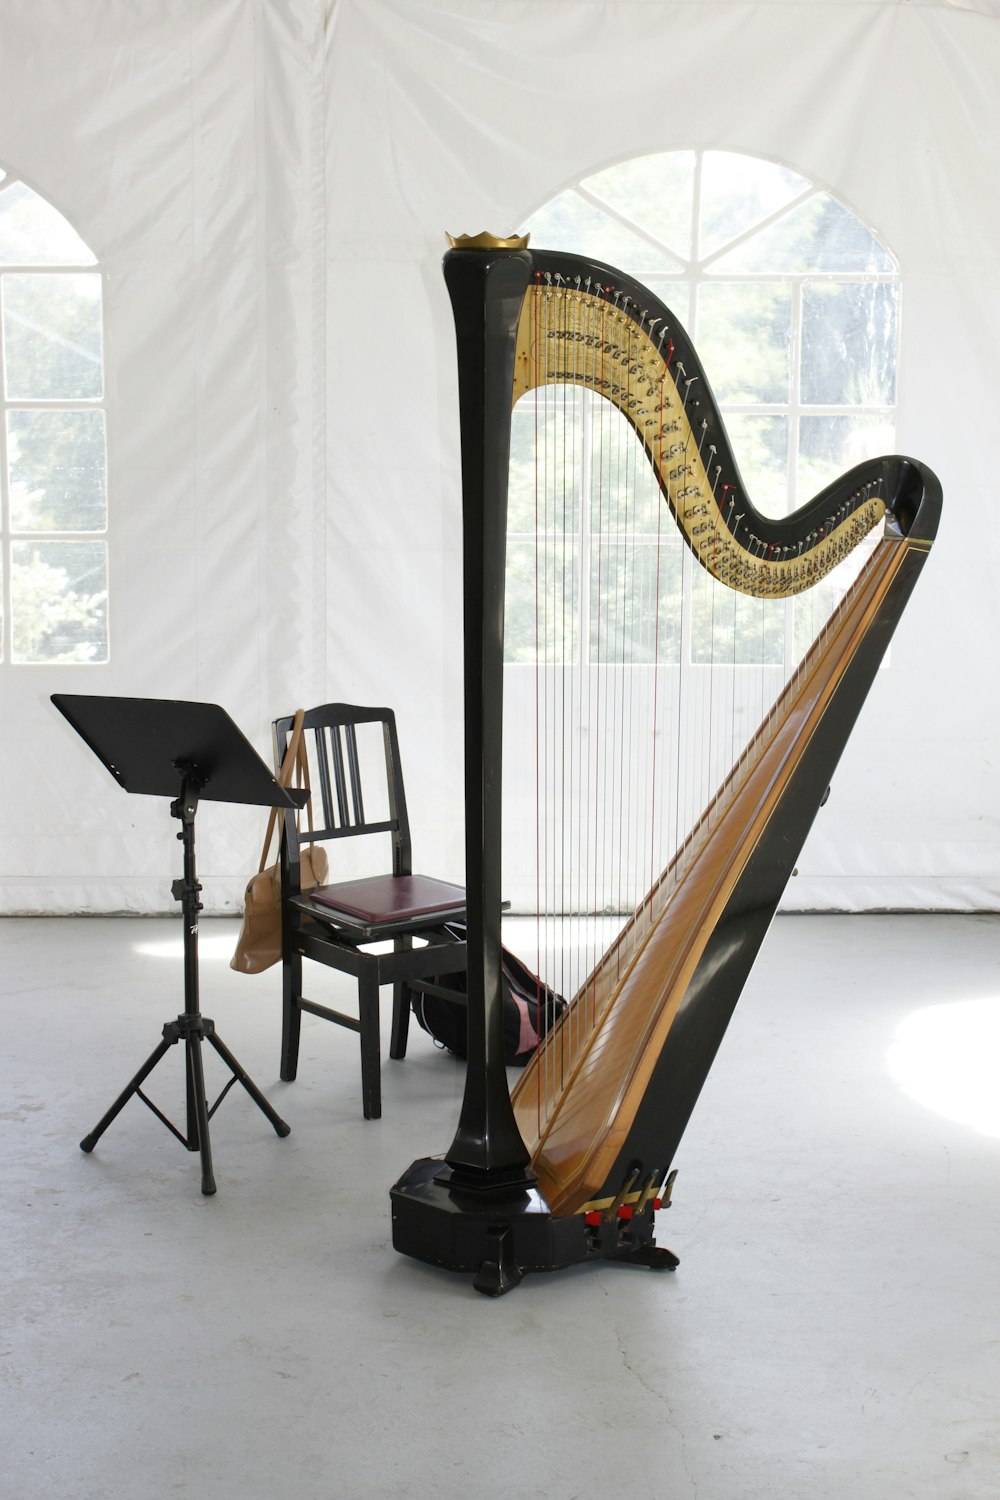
[391,240,940,1292]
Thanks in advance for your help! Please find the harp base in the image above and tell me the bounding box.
[390,1156,679,1296]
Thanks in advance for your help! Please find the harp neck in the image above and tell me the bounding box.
[513,249,939,595]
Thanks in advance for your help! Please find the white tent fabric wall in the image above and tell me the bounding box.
[324,0,1000,913]
[0,0,326,913]
[0,0,995,914]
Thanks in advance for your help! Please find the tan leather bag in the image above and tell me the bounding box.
[230,712,329,974]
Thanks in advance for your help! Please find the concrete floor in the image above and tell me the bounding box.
[1,912,998,1500]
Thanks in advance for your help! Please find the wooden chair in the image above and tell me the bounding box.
[274,704,467,1119]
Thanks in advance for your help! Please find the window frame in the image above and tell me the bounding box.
[0,168,109,667]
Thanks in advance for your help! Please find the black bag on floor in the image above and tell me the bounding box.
[411,925,567,1066]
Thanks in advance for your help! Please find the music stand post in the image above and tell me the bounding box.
[52,695,308,1196]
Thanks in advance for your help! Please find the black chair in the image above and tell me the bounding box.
[274,704,468,1119]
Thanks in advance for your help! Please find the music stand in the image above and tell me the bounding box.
[51,694,309,1196]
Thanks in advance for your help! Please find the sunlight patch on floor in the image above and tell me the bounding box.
[131,932,237,962]
[887,996,1000,1138]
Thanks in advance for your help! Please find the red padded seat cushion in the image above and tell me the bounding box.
[307,873,465,924]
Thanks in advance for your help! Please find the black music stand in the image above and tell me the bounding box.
[51,695,309,1196]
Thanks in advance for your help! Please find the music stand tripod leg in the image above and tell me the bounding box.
[79,1033,175,1154]
[206,1029,291,1138]
[183,1017,216,1196]
[171,772,290,1190]
[77,1011,220,1192]
[78,1011,219,1195]
[166,772,221,1194]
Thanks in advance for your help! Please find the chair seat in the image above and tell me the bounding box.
[307,873,466,925]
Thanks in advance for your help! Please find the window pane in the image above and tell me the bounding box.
[793,544,878,664]
[589,402,667,535]
[723,413,789,516]
[798,413,896,493]
[801,281,898,406]
[10,539,108,662]
[510,391,583,533]
[0,182,96,265]
[710,194,896,274]
[697,281,792,403]
[2,272,103,399]
[8,409,107,530]
[590,539,682,664]
[691,571,785,666]
[528,190,685,275]
[581,152,696,261]
[699,152,809,259]
[505,537,579,663]
[657,283,691,328]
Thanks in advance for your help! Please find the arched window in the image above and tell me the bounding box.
[0,167,107,663]
[506,150,899,666]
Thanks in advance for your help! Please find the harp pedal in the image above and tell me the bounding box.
[582,1169,680,1272]
[611,1241,681,1272]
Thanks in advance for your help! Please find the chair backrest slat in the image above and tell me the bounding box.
[330,726,350,827]
[345,724,365,827]
[320,819,395,841]
[314,725,335,832]
[274,704,409,867]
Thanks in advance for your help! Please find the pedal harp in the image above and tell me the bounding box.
[391,234,941,1294]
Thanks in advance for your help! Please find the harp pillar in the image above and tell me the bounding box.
[392,243,551,1293]
[441,244,535,1185]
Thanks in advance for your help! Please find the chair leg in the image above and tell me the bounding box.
[280,949,303,1082]
[389,935,412,1061]
[358,972,382,1120]
[389,981,411,1060]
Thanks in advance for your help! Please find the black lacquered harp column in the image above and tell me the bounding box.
[436,238,534,1185]
[391,236,556,1295]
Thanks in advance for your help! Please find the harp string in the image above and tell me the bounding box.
[513,276,878,1132]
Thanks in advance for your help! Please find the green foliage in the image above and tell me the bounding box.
[802,280,898,407]
[1,253,106,663]
[11,543,108,663]
[2,272,103,400]
[505,538,578,663]
[589,539,683,664]
[8,409,106,531]
[691,574,785,666]
[696,280,791,405]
